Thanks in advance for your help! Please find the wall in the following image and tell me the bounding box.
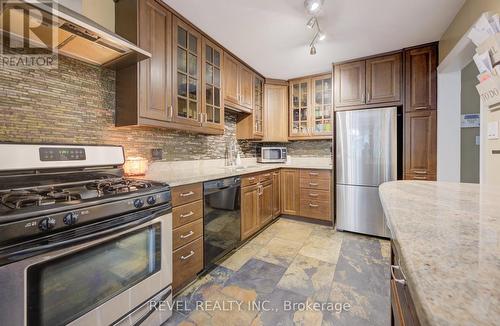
[0,51,330,161]
[460,61,480,183]
[439,0,500,62]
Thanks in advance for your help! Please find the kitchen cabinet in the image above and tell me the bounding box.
[241,184,260,240]
[272,170,281,218]
[236,75,264,140]
[171,182,204,294]
[201,38,224,131]
[259,180,274,226]
[289,74,333,140]
[391,242,421,326]
[404,110,437,180]
[115,0,224,135]
[280,169,300,215]
[172,17,202,127]
[366,53,402,104]
[405,44,437,112]
[224,52,253,113]
[334,52,402,110]
[263,82,288,142]
[299,169,332,221]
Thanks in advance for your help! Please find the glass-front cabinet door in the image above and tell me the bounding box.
[202,39,224,131]
[289,78,310,138]
[173,17,202,126]
[311,74,333,136]
[253,76,264,137]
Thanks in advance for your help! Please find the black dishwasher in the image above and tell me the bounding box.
[203,176,241,271]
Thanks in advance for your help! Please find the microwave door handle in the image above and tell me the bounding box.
[2,207,169,260]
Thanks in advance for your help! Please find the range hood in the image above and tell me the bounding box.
[1,0,151,70]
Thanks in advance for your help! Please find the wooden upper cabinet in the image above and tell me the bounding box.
[138,0,172,122]
[334,61,366,108]
[172,17,202,127]
[223,53,254,113]
[236,75,263,140]
[405,44,437,112]
[202,39,224,131]
[240,65,254,110]
[263,83,288,142]
[311,74,333,137]
[223,53,239,104]
[404,110,437,178]
[289,78,311,138]
[366,53,402,105]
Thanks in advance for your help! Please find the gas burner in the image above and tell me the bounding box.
[0,188,81,209]
[87,178,152,196]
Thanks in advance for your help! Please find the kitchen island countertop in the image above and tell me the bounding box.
[379,181,500,326]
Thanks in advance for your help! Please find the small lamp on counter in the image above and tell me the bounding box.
[123,156,149,176]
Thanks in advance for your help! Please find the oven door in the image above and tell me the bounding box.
[0,205,172,326]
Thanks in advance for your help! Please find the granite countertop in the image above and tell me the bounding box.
[145,159,332,187]
[379,181,500,326]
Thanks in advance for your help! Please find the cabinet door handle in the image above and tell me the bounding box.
[414,106,428,110]
[180,191,195,197]
[367,91,371,102]
[390,265,406,285]
[180,211,194,218]
[168,105,173,120]
[180,231,194,239]
[362,92,366,103]
[309,193,319,197]
[180,250,195,260]
[309,203,319,208]
[309,182,319,186]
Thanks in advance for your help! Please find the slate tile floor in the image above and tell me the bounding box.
[165,218,390,326]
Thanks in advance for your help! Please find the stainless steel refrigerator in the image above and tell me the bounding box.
[335,107,397,238]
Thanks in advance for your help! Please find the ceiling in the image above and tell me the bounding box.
[163,0,465,80]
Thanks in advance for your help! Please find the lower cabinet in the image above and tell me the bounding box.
[241,184,260,240]
[391,242,421,326]
[272,170,281,218]
[280,169,300,215]
[171,183,204,294]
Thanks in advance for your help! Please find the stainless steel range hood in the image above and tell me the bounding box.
[1,0,151,70]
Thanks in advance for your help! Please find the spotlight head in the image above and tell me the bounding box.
[310,45,317,55]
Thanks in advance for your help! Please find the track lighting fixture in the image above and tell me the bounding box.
[310,45,317,55]
[306,17,316,29]
[304,0,325,15]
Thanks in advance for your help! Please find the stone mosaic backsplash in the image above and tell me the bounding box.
[0,53,331,161]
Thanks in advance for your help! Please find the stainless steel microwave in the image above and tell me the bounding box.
[257,147,287,163]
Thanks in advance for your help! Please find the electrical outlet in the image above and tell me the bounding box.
[151,149,163,160]
[488,121,499,140]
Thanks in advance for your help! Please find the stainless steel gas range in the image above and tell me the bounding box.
[0,144,173,326]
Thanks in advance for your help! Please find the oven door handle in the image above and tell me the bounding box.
[4,207,169,260]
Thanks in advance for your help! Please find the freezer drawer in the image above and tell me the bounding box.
[336,184,389,238]
[336,107,397,186]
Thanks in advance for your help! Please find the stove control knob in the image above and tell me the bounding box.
[39,217,56,231]
[133,199,144,208]
[63,212,78,225]
[147,196,156,205]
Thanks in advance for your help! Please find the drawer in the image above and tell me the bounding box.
[404,174,436,181]
[241,174,259,187]
[173,219,203,250]
[300,189,331,202]
[172,200,203,228]
[300,169,331,180]
[300,199,331,221]
[259,171,273,182]
[172,183,202,206]
[300,178,331,191]
[173,237,203,292]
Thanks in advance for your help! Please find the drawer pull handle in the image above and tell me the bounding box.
[180,251,195,260]
[180,211,194,218]
[180,191,195,197]
[309,193,319,197]
[413,176,427,180]
[309,182,319,186]
[180,231,194,239]
[248,177,255,181]
[309,203,319,208]
[309,172,319,176]
[390,265,406,285]
[414,170,427,175]
[414,106,428,111]
[263,174,271,177]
